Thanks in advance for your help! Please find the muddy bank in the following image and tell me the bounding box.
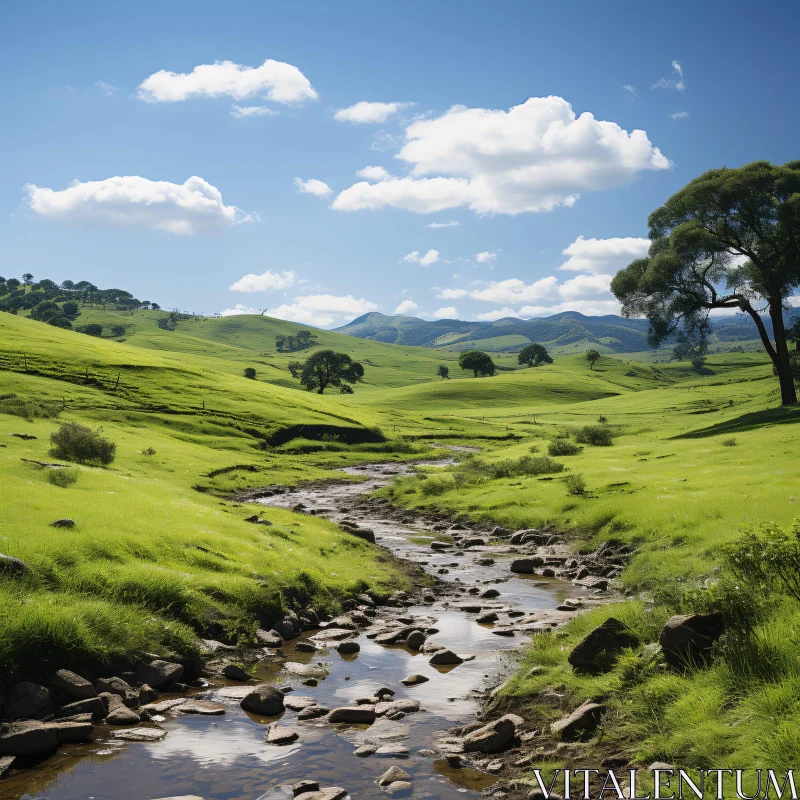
[0,460,621,800]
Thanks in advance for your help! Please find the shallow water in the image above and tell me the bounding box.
[3,462,576,800]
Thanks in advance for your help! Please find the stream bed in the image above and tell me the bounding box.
[3,461,587,800]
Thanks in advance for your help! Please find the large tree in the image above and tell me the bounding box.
[611,161,800,405]
[518,343,553,367]
[288,350,365,394]
[458,350,496,377]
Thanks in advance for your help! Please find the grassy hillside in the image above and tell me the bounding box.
[0,313,420,678]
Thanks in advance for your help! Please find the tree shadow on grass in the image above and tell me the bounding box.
[673,405,800,439]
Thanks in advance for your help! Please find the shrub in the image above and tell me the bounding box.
[548,439,582,456]
[50,422,116,465]
[77,324,102,337]
[575,424,614,446]
[721,437,737,447]
[490,455,564,478]
[419,474,456,496]
[243,367,256,379]
[564,473,587,496]
[598,415,608,424]
[141,447,156,456]
[47,468,79,488]
[0,394,61,420]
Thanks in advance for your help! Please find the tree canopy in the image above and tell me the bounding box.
[288,350,365,394]
[518,343,553,367]
[586,349,601,370]
[437,364,450,379]
[458,350,496,377]
[611,160,800,404]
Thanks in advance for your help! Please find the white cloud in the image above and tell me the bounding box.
[220,304,262,316]
[517,299,621,317]
[334,101,412,124]
[294,177,332,198]
[559,235,650,273]
[137,58,317,104]
[264,294,378,328]
[96,81,118,95]
[333,95,670,215]
[557,273,613,300]
[432,306,458,319]
[230,105,278,118]
[474,307,519,321]
[403,248,439,265]
[439,276,558,304]
[787,296,800,308]
[229,269,296,293]
[393,298,419,315]
[26,175,244,235]
[476,251,496,263]
[622,85,637,99]
[356,166,394,182]
[426,220,460,229]
[652,61,686,92]
[671,111,690,120]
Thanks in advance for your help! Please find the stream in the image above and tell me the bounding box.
[3,461,587,800]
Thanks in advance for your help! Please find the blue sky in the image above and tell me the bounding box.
[2,1,798,327]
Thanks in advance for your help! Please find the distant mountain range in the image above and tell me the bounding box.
[335,310,798,354]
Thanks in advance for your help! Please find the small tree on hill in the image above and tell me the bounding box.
[288,350,365,394]
[110,325,126,337]
[62,301,80,319]
[586,349,601,370]
[77,324,103,337]
[22,273,33,285]
[437,364,450,380]
[459,350,496,377]
[518,343,553,367]
[243,367,256,379]
[50,422,116,465]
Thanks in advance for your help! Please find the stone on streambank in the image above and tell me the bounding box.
[328,706,376,724]
[136,659,184,689]
[0,719,92,756]
[401,674,429,687]
[510,558,544,574]
[568,617,638,674]
[295,788,347,800]
[462,714,524,754]
[297,705,331,720]
[1,681,54,720]
[293,781,320,796]
[266,724,299,744]
[659,613,725,670]
[49,669,96,701]
[429,649,463,666]
[377,766,412,786]
[336,640,360,655]
[550,700,606,740]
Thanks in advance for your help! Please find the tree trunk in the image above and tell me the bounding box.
[769,299,797,405]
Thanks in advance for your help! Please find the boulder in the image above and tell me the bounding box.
[385,781,413,795]
[266,724,299,744]
[56,697,107,720]
[550,701,606,740]
[327,706,376,724]
[272,615,300,640]
[405,630,426,651]
[136,660,184,689]
[659,613,725,670]
[476,611,499,623]
[284,696,318,711]
[297,705,330,720]
[429,649,463,666]
[240,684,285,716]
[481,588,501,599]
[401,674,429,687]
[49,519,76,528]
[376,766,412,786]
[0,756,15,778]
[462,714,522,754]
[294,641,318,653]
[111,727,167,742]
[222,664,251,681]
[138,684,159,704]
[510,558,544,573]
[293,781,320,796]
[430,541,452,550]
[176,700,225,715]
[375,699,420,716]
[568,617,639,673]
[347,528,376,544]
[375,686,395,698]
[294,789,347,800]
[354,744,378,757]
[49,669,96,701]
[2,681,53,720]
[94,677,133,698]
[336,640,360,655]
[374,626,415,645]
[0,721,60,756]
[256,628,284,648]
[0,554,29,577]
[106,705,141,726]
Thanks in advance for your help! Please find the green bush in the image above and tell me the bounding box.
[0,393,61,420]
[575,424,614,446]
[564,473,587,495]
[47,468,79,488]
[721,437,737,447]
[548,439,582,456]
[419,474,456,495]
[50,422,116,465]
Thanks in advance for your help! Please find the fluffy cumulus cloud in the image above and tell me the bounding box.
[426,220,460,229]
[230,105,278,118]
[333,96,670,215]
[440,276,558,304]
[432,306,458,319]
[559,235,650,273]
[138,58,317,104]
[476,251,496,263]
[334,101,412,124]
[229,269,296,293]
[356,166,394,182]
[403,249,440,265]
[264,294,378,328]
[393,298,419,315]
[220,304,262,316]
[26,175,244,235]
[294,177,332,198]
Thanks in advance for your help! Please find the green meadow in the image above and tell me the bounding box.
[3,301,800,771]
